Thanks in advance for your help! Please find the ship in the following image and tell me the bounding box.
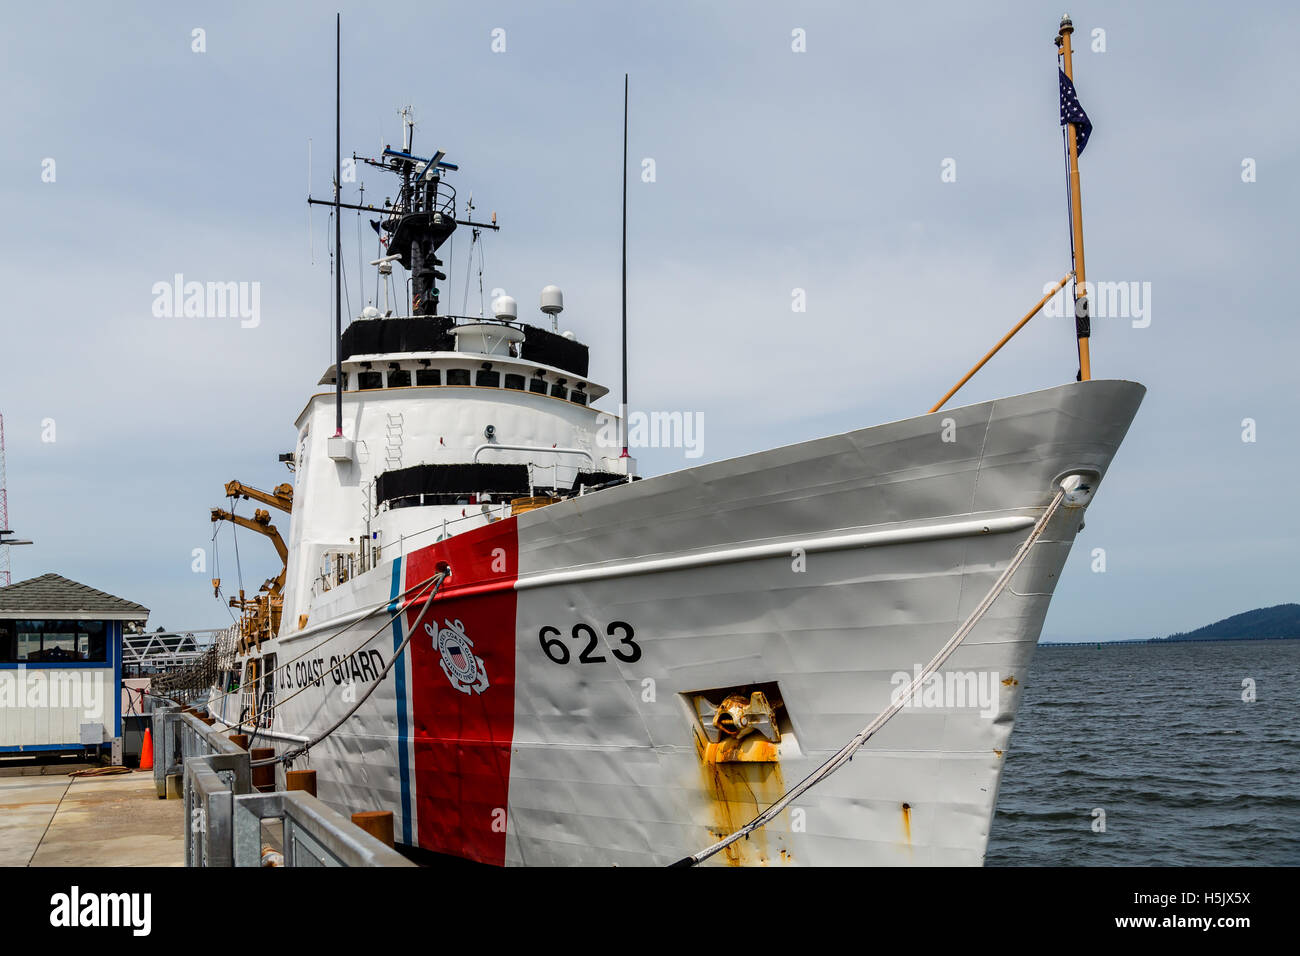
[191,15,1143,865]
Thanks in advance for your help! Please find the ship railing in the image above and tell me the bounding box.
[314,549,356,597]
[367,464,626,561]
[383,500,510,555]
[426,178,456,219]
[357,312,531,333]
[384,178,456,221]
[342,462,627,582]
[153,704,412,867]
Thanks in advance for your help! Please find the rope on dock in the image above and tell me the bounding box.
[672,488,1068,867]
[67,766,134,778]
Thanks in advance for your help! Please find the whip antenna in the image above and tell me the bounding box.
[620,74,630,460]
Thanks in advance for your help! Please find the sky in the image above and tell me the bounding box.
[0,1,1296,641]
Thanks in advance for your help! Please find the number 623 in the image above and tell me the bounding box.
[538,621,640,665]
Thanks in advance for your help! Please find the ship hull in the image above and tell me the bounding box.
[212,379,1144,865]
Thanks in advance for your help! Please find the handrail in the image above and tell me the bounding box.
[472,443,594,465]
[351,313,531,332]
[929,272,1073,414]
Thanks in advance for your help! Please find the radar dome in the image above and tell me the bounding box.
[540,285,564,315]
[492,295,518,321]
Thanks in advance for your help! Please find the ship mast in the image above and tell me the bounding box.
[1057,13,1091,381]
[333,13,343,437]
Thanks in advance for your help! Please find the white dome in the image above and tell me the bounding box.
[492,295,518,321]
[540,285,564,315]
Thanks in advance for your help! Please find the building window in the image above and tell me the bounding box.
[0,619,108,664]
[416,368,441,386]
[447,369,470,386]
[0,621,14,661]
[358,371,383,390]
[387,369,411,387]
[504,373,525,391]
[476,369,500,387]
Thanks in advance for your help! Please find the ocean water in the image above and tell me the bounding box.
[986,639,1300,866]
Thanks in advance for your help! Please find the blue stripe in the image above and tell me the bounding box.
[0,742,107,753]
[390,557,412,846]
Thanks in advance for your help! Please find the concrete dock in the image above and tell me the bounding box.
[0,765,183,866]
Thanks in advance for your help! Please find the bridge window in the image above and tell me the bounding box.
[387,369,411,387]
[504,374,525,390]
[569,390,587,406]
[550,382,568,400]
[447,369,470,386]
[476,369,501,387]
[358,371,383,390]
[0,619,108,664]
[529,378,547,395]
[416,368,441,386]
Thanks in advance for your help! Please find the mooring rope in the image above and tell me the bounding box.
[168,568,445,714]
[228,568,447,738]
[250,565,450,768]
[672,488,1068,867]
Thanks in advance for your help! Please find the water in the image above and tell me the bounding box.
[986,639,1300,866]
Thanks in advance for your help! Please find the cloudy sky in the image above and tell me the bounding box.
[1,1,1295,641]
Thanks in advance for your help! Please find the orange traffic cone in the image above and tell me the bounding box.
[139,727,154,771]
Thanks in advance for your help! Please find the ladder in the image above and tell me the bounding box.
[383,412,404,470]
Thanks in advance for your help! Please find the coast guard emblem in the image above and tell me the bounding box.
[426,619,489,695]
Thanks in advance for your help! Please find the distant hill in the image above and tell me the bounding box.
[1156,603,1300,643]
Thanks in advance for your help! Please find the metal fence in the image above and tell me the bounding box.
[152,702,412,868]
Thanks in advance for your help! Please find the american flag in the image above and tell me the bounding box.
[1059,69,1093,155]
[447,642,467,671]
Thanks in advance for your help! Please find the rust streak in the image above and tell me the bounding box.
[703,736,779,764]
[698,739,786,866]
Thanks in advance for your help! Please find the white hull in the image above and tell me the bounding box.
[211,379,1144,865]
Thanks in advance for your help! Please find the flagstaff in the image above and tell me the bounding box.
[1057,13,1091,381]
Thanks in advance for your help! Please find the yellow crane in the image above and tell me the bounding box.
[211,481,293,651]
[211,506,288,589]
[224,479,293,514]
